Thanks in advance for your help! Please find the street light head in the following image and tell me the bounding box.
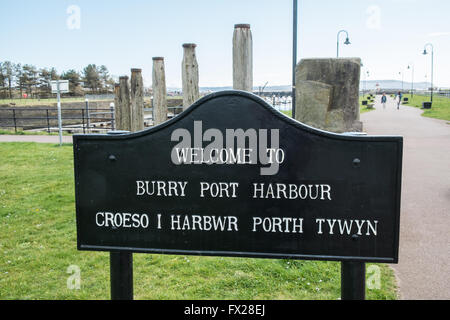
[423,49,428,55]
[344,38,351,45]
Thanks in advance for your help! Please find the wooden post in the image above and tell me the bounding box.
[233,24,253,92]
[182,43,200,110]
[152,57,168,126]
[116,77,132,131]
[130,68,145,131]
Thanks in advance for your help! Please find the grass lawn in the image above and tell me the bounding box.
[0,97,88,106]
[402,94,450,121]
[0,97,183,107]
[0,143,398,300]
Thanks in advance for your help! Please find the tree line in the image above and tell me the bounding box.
[0,61,115,99]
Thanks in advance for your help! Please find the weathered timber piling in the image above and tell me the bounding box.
[233,24,253,92]
[295,58,363,133]
[182,43,200,110]
[116,76,132,131]
[152,57,168,126]
[130,68,145,131]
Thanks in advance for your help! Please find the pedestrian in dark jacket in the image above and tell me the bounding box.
[396,91,402,109]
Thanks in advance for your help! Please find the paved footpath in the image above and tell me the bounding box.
[361,96,450,300]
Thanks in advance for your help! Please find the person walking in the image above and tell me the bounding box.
[381,92,387,109]
[396,91,403,110]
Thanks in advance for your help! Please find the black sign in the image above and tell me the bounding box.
[73,91,402,263]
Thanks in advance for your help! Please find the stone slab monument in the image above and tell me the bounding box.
[295,58,362,133]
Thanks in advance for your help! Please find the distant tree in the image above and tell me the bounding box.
[98,65,114,92]
[61,69,83,95]
[21,64,39,97]
[0,62,117,98]
[49,67,59,81]
[14,64,24,96]
[0,62,5,97]
[38,67,61,96]
[1,61,15,98]
[61,69,80,87]
[38,68,52,93]
[83,64,101,93]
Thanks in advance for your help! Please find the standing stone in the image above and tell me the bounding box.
[233,24,253,92]
[152,57,168,126]
[130,68,145,131]
[182,43,200,110]
[116,76,132,131]
[295,58,362,133]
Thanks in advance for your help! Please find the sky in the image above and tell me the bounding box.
[1,0,449,88]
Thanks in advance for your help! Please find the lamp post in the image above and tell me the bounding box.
[337,30,351,58]
[407,63,414,99]
[363,70,367,96]
[363,69,369,97]
[292,0,298,119]
[423,43,434,103]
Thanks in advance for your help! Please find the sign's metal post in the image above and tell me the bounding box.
[105,130,133,300]
[110,252,133,300]
[85,99,90,133]
[341,261,366,300]
[56,81,63,146]
[292,0,298,119]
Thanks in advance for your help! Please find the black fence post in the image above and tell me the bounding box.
[110,103,115,131]
[46,109,51,134]
[110,252,133,300]
[85,99,90,133]
[81,109,85,134]
[341,261,366,300]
